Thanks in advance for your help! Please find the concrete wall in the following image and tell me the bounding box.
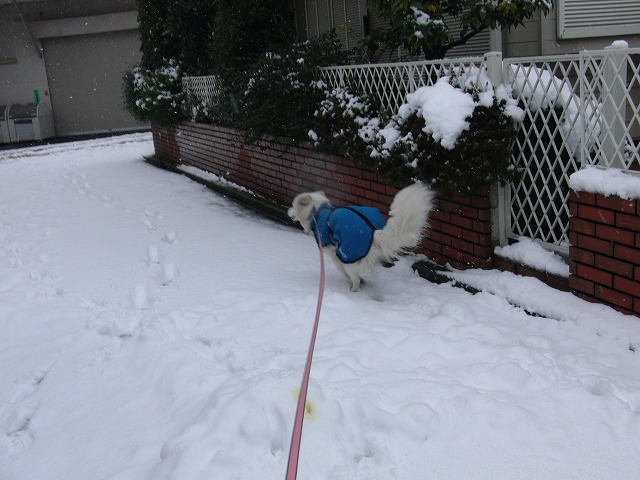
[0,21,50,106]
[0,1,145,137]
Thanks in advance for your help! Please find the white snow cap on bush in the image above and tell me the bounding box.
[366,72,523,156]
[399,78,476,150]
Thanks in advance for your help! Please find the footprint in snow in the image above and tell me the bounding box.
[0,366,51,455]
[142,211,163,232]
[162,230,178,245]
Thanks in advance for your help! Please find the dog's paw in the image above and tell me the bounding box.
[349,278,364,292]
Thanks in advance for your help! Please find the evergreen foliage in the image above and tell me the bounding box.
[311,78,521,193]
[136,0,217,74]
[367,0,552,59]
[123,59,187,126]
[224,33,348,144]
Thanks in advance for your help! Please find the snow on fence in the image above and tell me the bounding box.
[318,56,490,113]
[182,47,640,254]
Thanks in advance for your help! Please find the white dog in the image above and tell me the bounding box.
[288,184,435,291]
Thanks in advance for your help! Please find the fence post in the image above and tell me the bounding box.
[600,47,628,168]
[484,51,503,89]
[484,51,509,247]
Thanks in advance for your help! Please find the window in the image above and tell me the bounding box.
[557,0,640,39]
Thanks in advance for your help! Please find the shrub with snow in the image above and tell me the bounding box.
[123,59,187,126]
[312,74,523,193]
[214,33,347,144]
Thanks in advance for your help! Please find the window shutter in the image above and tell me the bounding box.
[558,0,640,39]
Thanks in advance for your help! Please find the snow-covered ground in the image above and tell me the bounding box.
[1,133,639,480]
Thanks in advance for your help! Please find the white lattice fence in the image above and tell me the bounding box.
[182,49,640,255]
[182,75,224,106]
[320,56,487,112]
[504,48,640,252]
[503,54,584,251]
[580,49,640,170]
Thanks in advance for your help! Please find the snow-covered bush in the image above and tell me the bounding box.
[123,59,187,126]
[223,32,347,144]
[312,75,523,193]
[309,86,380,161]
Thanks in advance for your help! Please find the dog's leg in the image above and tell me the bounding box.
[327,250,362,291]
[342,264,364,292]
[327,251,351,282]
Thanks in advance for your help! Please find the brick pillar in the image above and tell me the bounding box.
[569,190,640,316]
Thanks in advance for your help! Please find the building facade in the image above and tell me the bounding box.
[294,0,640,59]
[0,0,145,138]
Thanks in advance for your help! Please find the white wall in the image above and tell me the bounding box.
[0,22,50,106]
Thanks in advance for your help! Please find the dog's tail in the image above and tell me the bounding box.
[374,183,435,262]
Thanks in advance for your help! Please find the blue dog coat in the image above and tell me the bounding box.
[311,205,387,264]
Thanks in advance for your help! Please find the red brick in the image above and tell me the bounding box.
[616,213,640,232]
[420,238,443,254]
[442,245,478,265]
[595,224,635,245]
[570,275,595,295]
[595,285,633,311]
[494,256,517,273]
[569,200,578,217]
[429,231,452,247]
[460,229,479,244]
[516,264,546,282]
[595,254,633,277]
[473,244,492,259]
[576,264,613,286]
[572,191,597,205]
[614,245,640,265]
[471,196,491,208]
[613,275,640,297]
[574,291,598,304]
[451,237,475,254]
[451,215,474,230]
[546,274,570,292]
[477,208,492,221]
[441,223,463,238]
[575,234,613,255]
[570,218,596,235]
[596,195,636,213]
[431,209,450,223]
[472,220,492,234]
[577,205,615,224]
[569,247,595,265]
[570,261,577,275]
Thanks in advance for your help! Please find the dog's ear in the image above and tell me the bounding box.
[296,194,314,207]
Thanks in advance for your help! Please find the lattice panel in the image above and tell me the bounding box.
[182,75,224,106]
[580,50,640,170]
[505,49,640,252]
[505,56,584,250]
[320,57,486,113]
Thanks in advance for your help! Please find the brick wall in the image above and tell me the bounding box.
[152,122,494,270]
[152,122,640,316]
[569,190,640,316]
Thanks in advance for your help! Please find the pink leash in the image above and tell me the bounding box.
[285,232,326,480]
